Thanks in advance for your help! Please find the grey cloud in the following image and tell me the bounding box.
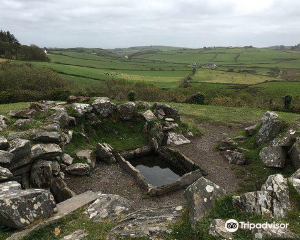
[0,0,299,48]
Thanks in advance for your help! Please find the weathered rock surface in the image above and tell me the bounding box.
[49,109,69,128]
[233,174,290,218]
[96,143,116,163]
[92,97,116,118]
[9,139,31,160]
[256,111,282,145]
[30,160,53,188]
[71,103,93,117]
[86,194,133,222]
[13,119,34,130]
[288,138,300,169]
[142,110,157,122]
[60,230,88,240]
[0,166,13,180]
[61,153,73,165]
[108,206,183,240]
[7,132,26,141]
[0,150,14,166]
[30,129,61,144]
[0,115,8,131]
[50,177,75,203]
[0,136,9,150]
[223,150,246,165]
[76,150,96,168]
[289,169,300,194]
[217,137,237,151]
[0,188,56,229]
[252,226,297,239]
[31,143,62,160]
[209,219,232,239]
[9,109,37,119]
[118,102,136,120]
[259,145,287,168]
[153,103,180,121]
[167,132,191,146]
[67,95,90,103]
[43,123,61,132]
[245,124,258,136]
[0,181,21,193]
[185,177,226,228]
[65,163,90,176]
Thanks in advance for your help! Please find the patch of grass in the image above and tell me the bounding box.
[0,102,29,116]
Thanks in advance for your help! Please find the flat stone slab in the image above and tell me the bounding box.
[7,191,101,240]
[108,206,183,240]
[85,194,133,222]
[59,229,88,240]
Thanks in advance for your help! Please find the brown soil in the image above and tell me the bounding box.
[65,122,245,209]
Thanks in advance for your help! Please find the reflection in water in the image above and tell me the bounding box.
[130,155,186,187]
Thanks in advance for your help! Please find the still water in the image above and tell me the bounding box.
[130,155,185,187]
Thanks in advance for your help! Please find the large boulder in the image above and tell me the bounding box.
[76,150,96,168]
[50,177,76,203]
[142,110,157,122]
[117,102,136,120]
[71,103,93,117]
[0,136,9,150]
[0,166,13,180]
[7,156,33,176]
[259,145,287,168]
[30,160,53,188]
[185,177,226,228]
[92,97,116,118]
[31,143,62,160]
[233,174,290,218]
[0,188,56,229]
[65,163,90,176]
[256,112,283,145]
[86,194,133,222]
[96,143,116,163]
[167,132,191,146]
[9,139,31,161]
[0,150,14,166]
[0,181,21,193]
[30,129,61,144]
[223,150,246,165]
[49,108,69,128]
[9,108,37,119]
[153,103,180,121]
[209,219,232,239]
[108,206,183,240]
[288,138,300,169]
[0,115,8,131]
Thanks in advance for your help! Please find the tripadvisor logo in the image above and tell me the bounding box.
[225,219,239,232]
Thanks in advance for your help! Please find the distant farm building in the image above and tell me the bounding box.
[192,62,200,67]
[125,55,129,59]
[203,62,217,68]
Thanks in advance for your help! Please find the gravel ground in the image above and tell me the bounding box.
[66,122,251,209]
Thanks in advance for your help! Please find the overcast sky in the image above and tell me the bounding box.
[1,0,299,48]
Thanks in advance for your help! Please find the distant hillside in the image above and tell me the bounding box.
[48,47,118,58]
[109,45,188,56]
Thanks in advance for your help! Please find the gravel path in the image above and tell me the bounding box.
[65,122,245,209]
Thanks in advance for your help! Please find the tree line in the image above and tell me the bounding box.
[0,30,49,61]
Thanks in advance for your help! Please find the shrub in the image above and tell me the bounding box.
[184,93,205,104]
[284,95,293,112]
[128,90,136,101]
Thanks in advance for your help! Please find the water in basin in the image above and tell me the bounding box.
[129,154,185,187]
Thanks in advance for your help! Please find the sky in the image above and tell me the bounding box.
[1,0,299,48]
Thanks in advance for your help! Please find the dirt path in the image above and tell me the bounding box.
[65,122,244,209]
[172,123,243,192]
